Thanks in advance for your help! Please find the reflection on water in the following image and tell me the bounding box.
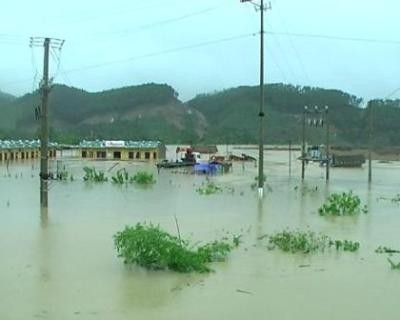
[0,148,400,319]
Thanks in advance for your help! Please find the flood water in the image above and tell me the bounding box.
[1,146,399,319]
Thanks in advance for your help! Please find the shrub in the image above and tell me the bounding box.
[318,191,367,216]
[196,181,222,195]
[113,223,233,273]
[266,230,360,254]
[132,171,155,185]
[83,167,108,182]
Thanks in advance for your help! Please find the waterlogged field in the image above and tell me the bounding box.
[1,147,400,320]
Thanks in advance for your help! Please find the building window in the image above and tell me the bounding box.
[25,152,28,159]
[153,152,157,159]
[129,152,134,159]
[145,152,150,159]
[4,153,8,160]
[21,152,25,159]
[113,151,121,159]
[10,152,14,160]
[82,150,87,158]
[0,153,2,161]
[31,151,34,158]
[96,151,106,158]
[89,151,94,158]
[136,152,141,159]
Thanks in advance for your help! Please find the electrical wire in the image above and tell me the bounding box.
[63,32,257,74]
[271,0,311,84]
[266,31,400,46]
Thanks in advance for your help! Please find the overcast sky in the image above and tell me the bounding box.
[1,0,400,102]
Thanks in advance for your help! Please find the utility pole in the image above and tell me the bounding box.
[368,101,372,183]
[325,105,329,181]
[240,0,271,198]
[40,38,50,208]
[30,37,65,208]
[301,106,308,180]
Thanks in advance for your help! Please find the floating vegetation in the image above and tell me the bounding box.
[196,181,222,195]
[113,223,234,273]
[294,185,319,195]
[132,171,156,185]
[57,168,74,181]
[83,167,108,182]
[375,246,400,254]
[111,168,132,184]
[377,194,400,204]
[387,258,400,270]
[265,230,360,254]
[318,191,367,216]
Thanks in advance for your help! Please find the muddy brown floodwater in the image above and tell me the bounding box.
[1,146,399,319]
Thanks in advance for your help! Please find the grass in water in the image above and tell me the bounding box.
[114,223,234,273]
[83,167,108,182]
[266,230,360,254]
[196,181,222,195]
[318,191,367,216]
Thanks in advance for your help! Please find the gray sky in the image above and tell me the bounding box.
[1,0,400,102]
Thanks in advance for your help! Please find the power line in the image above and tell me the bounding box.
[271,0,311,84]
[63,33,257,74]
[267,31,400,46]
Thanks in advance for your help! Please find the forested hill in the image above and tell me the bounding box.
[188,84,400,146]
[0,82,400,146]
[0,90,15,104]
[0,83,207,143]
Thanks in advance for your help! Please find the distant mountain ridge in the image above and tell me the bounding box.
[0,82,399,146]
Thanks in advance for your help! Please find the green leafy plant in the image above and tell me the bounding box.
[111,168,131,184]
[132,171,155,185]
[113,223,234,273]
[83,166,108,182]
[196,181,222,195]
[57,168,74,181]
[266,230,360,254]
[375,246,400,254]
[318,191,367,216]
[387,258,400,270]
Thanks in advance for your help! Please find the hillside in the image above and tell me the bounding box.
[0,83,207,143]
[1,83,400,146]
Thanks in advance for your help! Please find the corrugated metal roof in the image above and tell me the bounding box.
[0,140,58,150]
[79,140,162,149]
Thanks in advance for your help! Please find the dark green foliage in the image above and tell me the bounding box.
[83,167,108,182]
[113,223,233,273]
[196,181,222,195]
[318,191,367,216]
[111,169,131,184]
[375,246,400,254]
[132,171,155,185]
[3,83,400,145]
[387,258,400,270]
[266,230,360,254]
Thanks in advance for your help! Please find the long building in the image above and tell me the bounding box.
[79,140,166,161]
[0,140,57,161]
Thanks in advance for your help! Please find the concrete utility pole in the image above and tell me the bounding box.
[301,106,308,180]
[368,101,373,183]
[325,105,329,181]
[240,0,271,198]
[30,37,65,208]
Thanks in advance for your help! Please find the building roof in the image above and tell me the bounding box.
[0,139,58,150]
[79,140,163,149]
[192,145,218,154]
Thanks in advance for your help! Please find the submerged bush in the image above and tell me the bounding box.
[83,167,108,182]
[132,171,155,185]
[318,191,367,216]
[113,223,233,273]
[196,181,222,195]
[266,230,360,254]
